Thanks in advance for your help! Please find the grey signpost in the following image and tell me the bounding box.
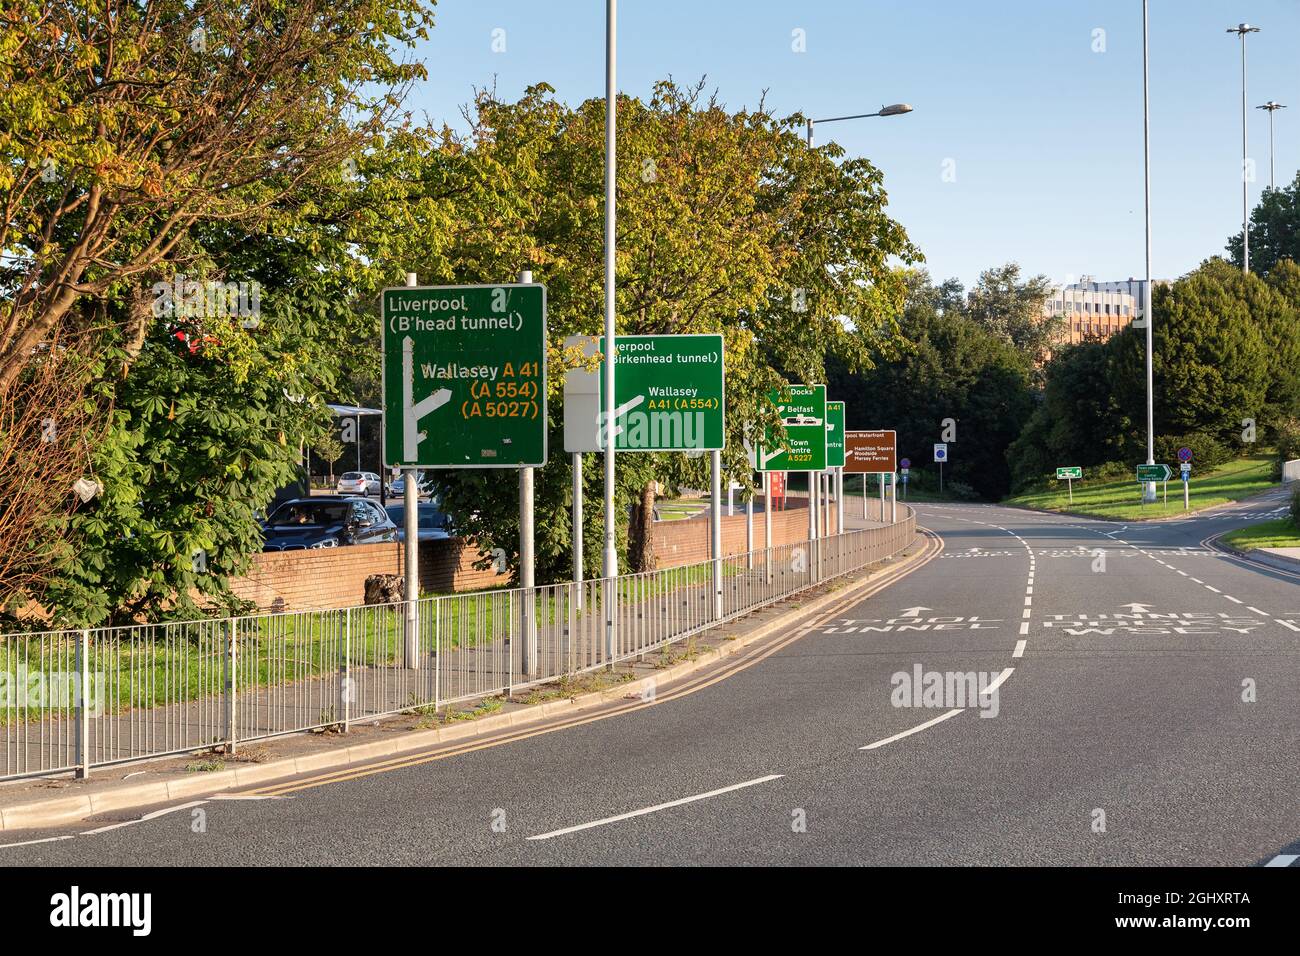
[1055,466,1082,503]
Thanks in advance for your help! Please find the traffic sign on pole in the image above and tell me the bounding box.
[933,443,948,463]
[1136,463,1171,482]
[844,430,897,472]
[757,385,827,471]
[825,401,846,468]
[1055,466,1082,480]
[381,284,546,468]
[1177,446,1193,463]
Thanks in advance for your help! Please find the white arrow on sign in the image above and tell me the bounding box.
[1119,602,1155,613]
[898,606,932,617]
[403,336,452,461]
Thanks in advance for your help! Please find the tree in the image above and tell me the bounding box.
[962,263,1058,374]
[0,0,432,394]
[830,271,1036,500]
[316,433,345,484]
[394,81,918,583]
[1227,172,1300,276]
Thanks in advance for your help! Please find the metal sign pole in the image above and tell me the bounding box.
[710,450,723,620]
[836,467,845,534]
[763,470,773,583]
[602,0,618,660]
[402,271,420,668]
[890,473,897,524]
[572,452,583,609]
[745,482,754,570]
[519,268,536,676]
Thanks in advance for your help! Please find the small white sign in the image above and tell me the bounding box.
[933,443,948,463]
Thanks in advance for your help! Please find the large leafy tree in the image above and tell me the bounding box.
[390,82,919,582]
[830,271,1036,500]
[1227,172,1300,276]
[962,263,1058,375]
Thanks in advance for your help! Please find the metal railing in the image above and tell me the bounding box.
[1,506,915,780]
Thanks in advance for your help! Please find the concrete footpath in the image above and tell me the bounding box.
[0,516,931,831]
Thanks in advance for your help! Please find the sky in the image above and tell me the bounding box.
[405,0,1300,290]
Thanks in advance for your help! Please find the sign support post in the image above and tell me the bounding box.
[891,473,897,524]
[572,453,583,609]
[745,483,754,569]
[711,449,723,620]
[402,272,420,668]
[836,467,845,534]
[518,269,536,676]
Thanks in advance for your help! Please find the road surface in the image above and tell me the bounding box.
[4,489,1297,866]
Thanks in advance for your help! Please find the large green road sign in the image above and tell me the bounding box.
[1136,463,1172,482]
[600,334,724,451]
[381,283,546,468]
[758,384,827,472]
[825,401,846,468]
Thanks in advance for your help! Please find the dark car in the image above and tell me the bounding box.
[261,496,398,551]
[384,501,453,542]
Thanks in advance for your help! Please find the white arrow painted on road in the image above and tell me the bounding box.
[1119,602,1155,613]
[898,606,932,617]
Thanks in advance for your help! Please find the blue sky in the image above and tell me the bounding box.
[406,1,1300,289]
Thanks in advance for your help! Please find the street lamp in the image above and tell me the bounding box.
[805,103,913,146]
[1227,23,1260,273]
[1257,101,1286,190]
[1141,0,1155,501]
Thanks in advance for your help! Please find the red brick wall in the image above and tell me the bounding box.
[229,537,509,611]
[651,500,811,569]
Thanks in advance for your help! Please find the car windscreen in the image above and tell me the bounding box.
[267,502,351,526]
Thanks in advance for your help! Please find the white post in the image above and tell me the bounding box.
[75,628,90,778]
[602,0,618,661]
[879,473,886,521]
[890,473,897,524]
[572,452,583,609]
[403,271,420,667]
[1184,475,1190,510]
[836,467,844,534]
[763,470,773,583]
[519,269,536,676]
[1142,2,1157,504]
[862,473,868,519]
[745,481,754,569]
[710,450,723,619]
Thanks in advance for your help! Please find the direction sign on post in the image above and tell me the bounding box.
[564,333,724,452]
[825,401,846,468]
[1136,463,1172,482]
[382,284,546,468]
[844,430,897,473]
[1055,467,1083,480]
[757,385,827,471]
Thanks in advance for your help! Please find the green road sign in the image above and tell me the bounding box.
[598,334,724,451]
[1055,466,1082,480]
[381,283,546,468]
[1136,464,1172,482]
[825,401,846,468]
[758,384,827,472]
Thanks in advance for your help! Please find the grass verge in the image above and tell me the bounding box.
[1220,517,1300,551]
[1004,454,1278,520]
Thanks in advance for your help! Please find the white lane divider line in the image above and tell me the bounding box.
[0,834,76,850]
[1019,621,1030,635]
[1264,854,1298,867]
[526,775,785,841]
[1224,595,1243,604]
[1205,586,1221,594]
[79,800,207,836]
[1275,619,1300,632]
[1247,606,1268,616]
[984,667,1015,696]
[1013,639,1027,658]
[861,709,963,750]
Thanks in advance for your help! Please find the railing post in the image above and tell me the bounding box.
[75,628,90,779]
[224,619,237,754]
[340,608,351,733]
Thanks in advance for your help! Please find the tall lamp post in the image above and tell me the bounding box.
[1227,23,1260,273]
[602,0,618,658]
[1257,101,1286,190]
[806,103,913,146]
[1141,0,1156,502]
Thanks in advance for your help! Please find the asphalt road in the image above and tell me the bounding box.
[5,488,1298,866]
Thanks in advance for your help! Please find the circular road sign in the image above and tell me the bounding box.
[900,458,911,469]
[1177,447,1193,463]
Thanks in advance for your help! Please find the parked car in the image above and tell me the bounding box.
[261,496,398,551]
[384,501,453,542]
[336,471,382,496]
[387,471,433,497]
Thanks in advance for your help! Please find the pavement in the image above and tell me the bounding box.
[3,485,1298,866]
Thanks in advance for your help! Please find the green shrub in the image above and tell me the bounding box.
[1154,433,1233,469]
[1291,485,1300,525]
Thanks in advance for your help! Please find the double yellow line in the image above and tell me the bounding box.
[245,529,944,798]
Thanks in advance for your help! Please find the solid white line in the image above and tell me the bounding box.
[0,834,75,850]
[861,709,963,750]
[983,667,1015,696]
[525,775,784,841]
[1013,640,1027,658]
[1275,619,1300,632]
[1264,854,1298,867]
[79,800,207,836]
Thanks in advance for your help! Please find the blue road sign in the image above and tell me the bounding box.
[1178,446,1193,463]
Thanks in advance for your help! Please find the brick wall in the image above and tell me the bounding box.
[229,537,509,611]
[651,501,811,569]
